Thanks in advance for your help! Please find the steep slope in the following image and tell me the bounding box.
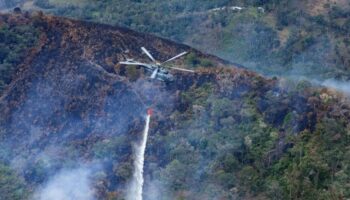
[0,12,350,200]
[11,0,350,80]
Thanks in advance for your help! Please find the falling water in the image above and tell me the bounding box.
[127,112,151,200]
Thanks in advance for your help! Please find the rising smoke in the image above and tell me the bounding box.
[321,79,350,96]
[32,167,96,200]
[0,59,153,199]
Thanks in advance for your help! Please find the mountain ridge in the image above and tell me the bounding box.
[6,0,350,80]
[0,11,350,199]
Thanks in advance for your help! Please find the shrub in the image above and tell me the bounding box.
[0,24,39,94]
[185,53,214,68]
[0,163,29,200]
[34,0,55,9]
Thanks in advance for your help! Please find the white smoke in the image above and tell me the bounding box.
[280,76,350,97]
[143,179,167,200]
[33,167,96,200]
[322,79,350,96]
[127,114,151,200]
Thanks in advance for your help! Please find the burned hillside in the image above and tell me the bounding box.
[0,11,350,199]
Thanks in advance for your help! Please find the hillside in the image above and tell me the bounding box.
[7,0,350,80]
[1,11,350,200]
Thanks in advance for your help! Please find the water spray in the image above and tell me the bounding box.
[127,108,152,200]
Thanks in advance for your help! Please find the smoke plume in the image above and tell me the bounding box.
[321,79,350,96]
[33,167,96,200]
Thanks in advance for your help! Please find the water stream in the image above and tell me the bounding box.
[127,113,151,200]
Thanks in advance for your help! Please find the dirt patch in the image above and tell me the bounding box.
[305,0,349,16]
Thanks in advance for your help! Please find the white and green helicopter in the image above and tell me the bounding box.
[119,47,194,82]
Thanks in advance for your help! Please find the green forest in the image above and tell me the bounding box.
[0,1,350,199]
[0,21,38,93]
[25,0,350,80]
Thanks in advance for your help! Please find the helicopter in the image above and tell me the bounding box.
[118,47,194,82]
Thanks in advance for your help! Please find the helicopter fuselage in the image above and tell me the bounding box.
[143,64,174,82]
[119,47,191,82]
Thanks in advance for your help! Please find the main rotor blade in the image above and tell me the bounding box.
[119,61,146,65]
[169,66,195,73]
[150,68,158,79]
[119,61,153,69]
[162,52,188,64]
[141,47,156,62]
